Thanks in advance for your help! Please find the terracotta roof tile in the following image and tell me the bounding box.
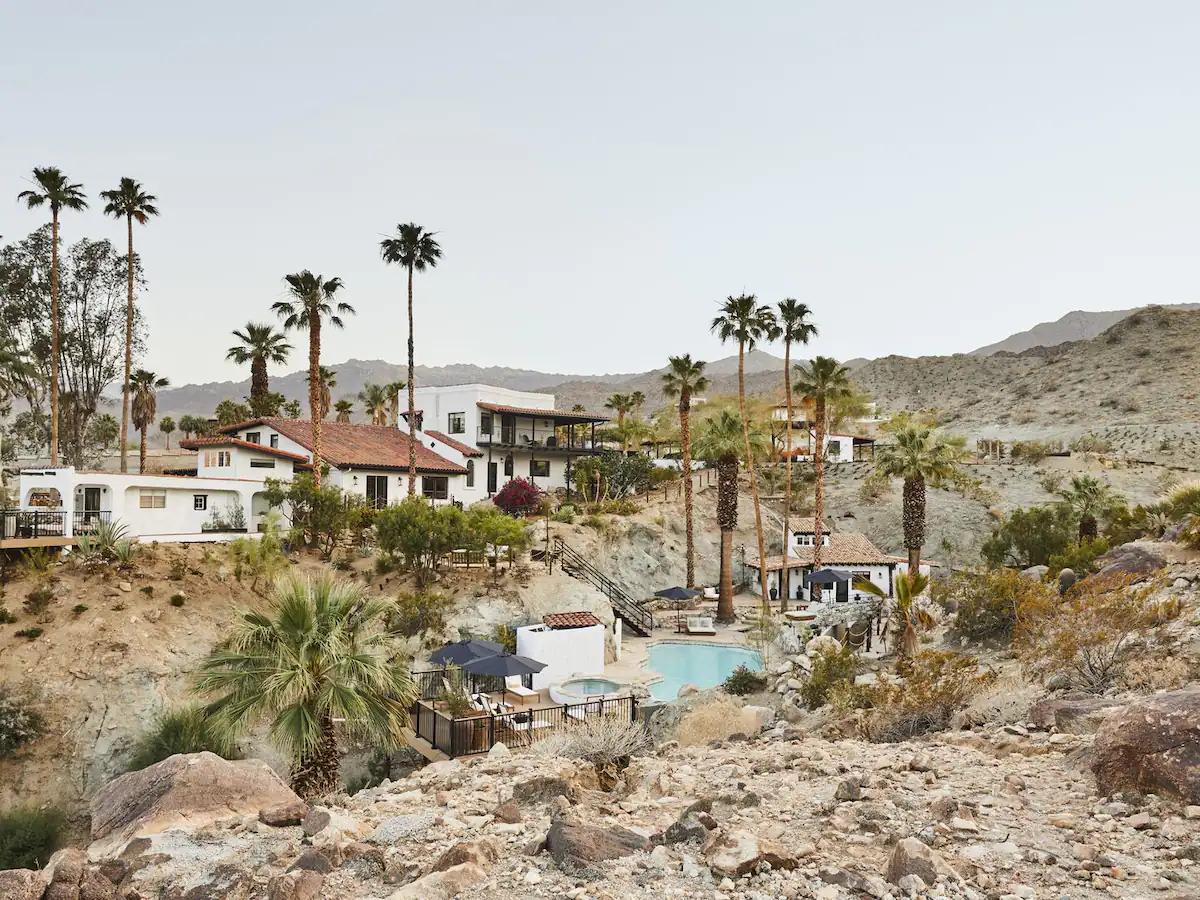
[425,430,484,457]
[543,611,604,629]
[178,436,310,463]
[217,418,468,474]
[748,533,894,570]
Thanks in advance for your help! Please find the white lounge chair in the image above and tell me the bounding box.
[702,587,719,600]
[686,615,717,635]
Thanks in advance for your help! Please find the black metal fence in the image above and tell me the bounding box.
[412,668,509,703]
[72,510,112,533]
[413,694,637,758]
[0,509,67,541]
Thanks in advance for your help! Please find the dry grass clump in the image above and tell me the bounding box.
[675,695,748,746]
[535,716,653,768]
[953,673,1042,728]
[1118,655,1193,694]
[1165,479,1200,517]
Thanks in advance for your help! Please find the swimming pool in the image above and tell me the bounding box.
[646,642,762,701]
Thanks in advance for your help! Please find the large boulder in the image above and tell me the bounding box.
[545,821,650,871]
[1028,697,1127,734]
[388,863,487,900]
[1093,687,1200,803]
[704,830,800,877]
[0,869,47,900]
[89,752,301,850]
[1095,544,1165,580]
[886,837,960,885]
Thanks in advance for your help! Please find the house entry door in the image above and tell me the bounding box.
[83,488,101,513]
[487,462,498,494]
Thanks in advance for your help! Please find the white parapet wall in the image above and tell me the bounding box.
[515,622,606,691]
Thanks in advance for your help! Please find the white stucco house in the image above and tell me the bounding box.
[412,384,608,500]
[515,611,611,692]
[781,431,876,463]
[745,517,898,604]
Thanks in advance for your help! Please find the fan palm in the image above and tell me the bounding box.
[712,294,779,607]
[304,366,337,421]
[629,390,646,419]
[194,572,416,798]
[100,178,159,473]
[776,299,818,611]
[333,399,354,424]
[605,393,632,450]
[358,383,390,425]
[385,380,406,427]
[18,167,88,465]
[1057,474,1120,542]
[380,224,442,494]
[159,416,175,450]
[793,357,853,571]
[662,355,711,589]
[273,272,353,487]
[227,323,292,401]
[853,572,932,658]
[874,424,967,573]
[130,369,169,474]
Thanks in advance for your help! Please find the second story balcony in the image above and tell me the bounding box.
[476,426,602,453]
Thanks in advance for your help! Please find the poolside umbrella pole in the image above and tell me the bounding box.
[461,651,547,705]
[654,585,701,633]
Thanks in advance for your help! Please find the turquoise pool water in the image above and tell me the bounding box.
[561,678,622,695]
[647,643,762,701]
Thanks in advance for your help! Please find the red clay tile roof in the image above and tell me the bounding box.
[543,611,604,629]
[425,430,484,457]
[216,418,467,474]
[748,534,895,570]
[477,402,608,423]
[179,436,310,463]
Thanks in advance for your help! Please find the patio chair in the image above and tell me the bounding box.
[702,587,719,600]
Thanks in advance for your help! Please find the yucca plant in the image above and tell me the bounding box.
[1165,480,1200,518]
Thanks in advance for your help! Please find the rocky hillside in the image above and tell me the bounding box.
[969,303,1200,356]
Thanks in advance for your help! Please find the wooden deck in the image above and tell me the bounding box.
[0,536,74,550]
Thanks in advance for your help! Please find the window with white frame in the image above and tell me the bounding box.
[194,495,208,511]
[139,489,166,509]
[204,451,231,468]
[246,431,261,444]
[447,412,465,434]
[269,434,279,448]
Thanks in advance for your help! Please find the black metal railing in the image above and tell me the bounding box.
[412,668,509,703]
[0,509,67,541]
[476,427,600,452]
[413,695,637,758]
[72,510,112,533]
[553,538,653,636]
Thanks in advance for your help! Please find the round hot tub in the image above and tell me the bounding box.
[549,677,627,705]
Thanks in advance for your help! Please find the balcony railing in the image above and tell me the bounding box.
[0,509,67,541]
[73,510,112,534]
[475,428,601,452]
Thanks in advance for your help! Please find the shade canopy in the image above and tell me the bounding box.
[654,586,701,600]
[461,651,547,678]
[429,638,505,667]
[804,569,851,586]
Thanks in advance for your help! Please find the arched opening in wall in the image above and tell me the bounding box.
[24,488,62,508]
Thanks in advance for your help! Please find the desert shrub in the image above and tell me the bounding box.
[1014,574,1175,693]
[573,451,656,501]
[1038,472,1065,494]
[19,548,58,578]
[375,498,469,585]
[954,673,1042,727]
[71,604,88,617]
[647,466,679,487]
[857,472,892,505]
[0,686,45,759]
[853,651,994,742]
[1047,538,1109,577]
[594,498,641,516]
[675,695,748,746]
[390,592,454,641]
[1165,480,1200,518]
[0,806,63,870]
[581,514,609,532]
[373,555,395,576]
[126,705,238,772]
[0,607,15,624]
[723,664,768,696]
[1069,434,1113,454]
[75,520,132,564]
[981,504,1076,568]
[1119,654,1193,693]
[492,477,544,517]
[140,585,154,597]
[536,717,653,768]
[112,539,136,568]
[1105,502,1169,544]
[551,504,577,524]
[168,556,188,581]
[939,568,1055,643]
[261,473,350,558]
[228,532,287,593]
[22,585,54,615]
[1011,440,1064,462]
[801,643,858,710]
[492,623,518,654]
[14,628,42,641]
[169,594,186,607]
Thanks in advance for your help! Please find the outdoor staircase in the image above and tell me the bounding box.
[552,538,654,637]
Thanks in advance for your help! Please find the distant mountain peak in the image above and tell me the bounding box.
[971,303,1200,356]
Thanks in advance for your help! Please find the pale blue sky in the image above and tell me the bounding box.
[3,1,1199,384]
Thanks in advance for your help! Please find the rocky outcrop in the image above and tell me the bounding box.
[1094,687,1200,803]
[1028,697,1127,734]
[886,837,961,885]
[0,869,46,900]
[89,752,301,849]
[704,829,800,876]
[545,821,650,871]
[1095,543,1166,580]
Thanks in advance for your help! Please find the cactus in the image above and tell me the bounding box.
[1057,567,1077,594]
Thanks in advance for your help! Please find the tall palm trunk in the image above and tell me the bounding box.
[716,457,738,622]
[50,210,60,466]
[680,393,696,589]
[903,476,925,574]
[737,343,770,609]
[309,314,323,488]
[139,426,148,474]
[290,718,340,799]
[250,358,268,400]
[406,266,416,494]
[781,339,793,612]
[812,399,827,572]
[120,214,134,473]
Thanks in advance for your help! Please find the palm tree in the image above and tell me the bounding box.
[629,390,646,419]
[1057,474,1119,542]
[385,380,406,427]
[304,366,337,421]
[874,424,966,574]
[273,272,353,488]
[776,299,818,611]
[195,572,416,798]
[226,323,292,401]
[712,294,779,607]
[100,178,159,474]
[358,383,389,425]
[571,404,585,413]
[853,572,932,658]
[662,355,710,589]
[159,416,175,450]
[793,357,853,571]
[178,414,206,440]
[605,393,632,450]
[380,224,442,494]
[333,399,354,424]
[18,167,88,466]
[131,369,169,474]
